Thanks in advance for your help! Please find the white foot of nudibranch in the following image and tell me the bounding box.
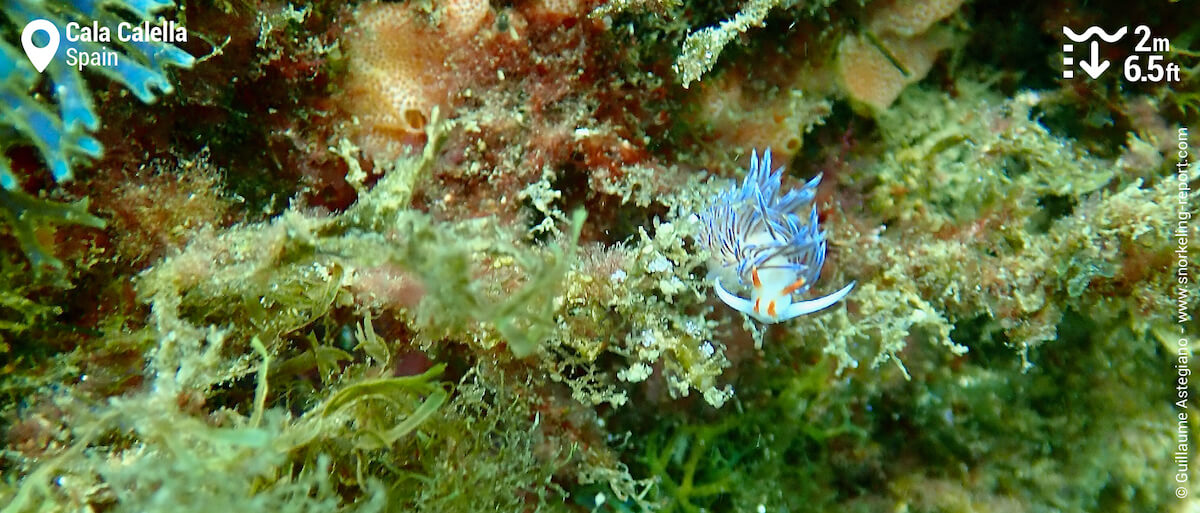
[714,280,856,324]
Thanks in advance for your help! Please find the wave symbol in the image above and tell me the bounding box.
[1062,26,1127,43]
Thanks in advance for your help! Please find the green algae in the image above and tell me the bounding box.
[318,363,448,450]
[0,119,643,511]
[670,0,842,88]
[0,189,105,280]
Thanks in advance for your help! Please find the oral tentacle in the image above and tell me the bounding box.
[714,279,760,319]
[777,281,857,321]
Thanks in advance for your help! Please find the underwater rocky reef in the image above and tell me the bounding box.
[0,0,1197,511]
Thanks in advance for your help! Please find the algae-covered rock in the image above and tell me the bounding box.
[1,0,1196,512]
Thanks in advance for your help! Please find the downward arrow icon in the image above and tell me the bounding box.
[1078,41,1110,79]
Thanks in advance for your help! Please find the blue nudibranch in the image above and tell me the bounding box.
[698,149,854,323]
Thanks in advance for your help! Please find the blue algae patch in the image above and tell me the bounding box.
[0,0,194,190]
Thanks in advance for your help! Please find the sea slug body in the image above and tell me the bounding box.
[698,149,854,323]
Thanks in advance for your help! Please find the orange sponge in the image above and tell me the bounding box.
[868,0,965,37]
[836,30,953,112]
[835,0,962,111]
[340,2,490,158]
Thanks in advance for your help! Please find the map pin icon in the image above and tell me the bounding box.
[21,19,60,73]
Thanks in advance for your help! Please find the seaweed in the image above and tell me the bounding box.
[0,187,105,279]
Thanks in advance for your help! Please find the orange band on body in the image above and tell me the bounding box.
[781,277,807,295]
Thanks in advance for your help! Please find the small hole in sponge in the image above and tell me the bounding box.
[403,109,428,132]
[785,137,801,152]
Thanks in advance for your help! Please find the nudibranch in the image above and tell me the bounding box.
[697,149,854,324]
